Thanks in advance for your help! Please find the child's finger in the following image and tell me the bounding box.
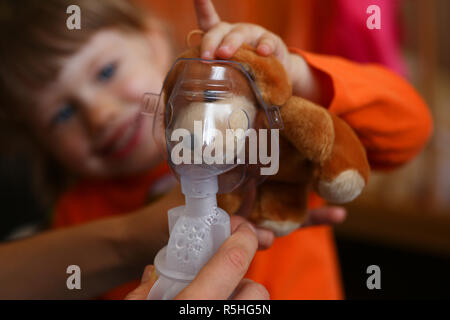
[194,0,221,31]
[302,206,347,227]
[254,227,275,251]
[273,37,290,66]
[216,25,265,59]
[125,265,158,300]
[201,22,232,59]
[230,216,274,251]
[215,30,246,59]
[256,33,277,56]
[230,215,248,232]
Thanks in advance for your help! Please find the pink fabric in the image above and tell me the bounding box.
[322,0,407,77]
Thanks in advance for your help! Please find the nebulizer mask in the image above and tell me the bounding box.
[142,56,283,300]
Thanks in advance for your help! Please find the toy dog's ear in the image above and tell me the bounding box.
[162,46,202,103]
[164,42,292,107]
[232,44,292,106]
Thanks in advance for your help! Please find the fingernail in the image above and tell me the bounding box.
[202,50,211,59]
[141,265,154,283]
[257,44,270,54]
[149,268,159,284]
[218,45,231,55]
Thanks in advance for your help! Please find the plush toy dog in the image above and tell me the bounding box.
[162,41,370,237]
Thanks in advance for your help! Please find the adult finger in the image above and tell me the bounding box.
[302,206,347,228]
[175,222,258,299]
[232,279,270,300]
[194,0,221,31]
[125,265,158,300]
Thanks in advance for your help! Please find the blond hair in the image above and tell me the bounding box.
[0,0,150,115]
[0,0,156,209]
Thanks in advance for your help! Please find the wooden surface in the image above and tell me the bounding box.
[336,0,450,259]
[336,202,450,256]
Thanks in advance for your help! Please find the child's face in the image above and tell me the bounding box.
[27,28,172,179]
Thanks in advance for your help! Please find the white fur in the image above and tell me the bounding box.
[318,169,365,204]
[258,220,301,237]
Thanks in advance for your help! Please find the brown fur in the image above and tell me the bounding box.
[164,44,370,236]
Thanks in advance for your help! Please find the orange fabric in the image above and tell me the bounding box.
[242,50,432,300]
[52,50,432,300]
[245,193,344,300]
[54,162,171,225]
[138,0,331,51]
[53,162,171,300]
[292,49,433,170]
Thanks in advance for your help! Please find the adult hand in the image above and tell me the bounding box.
[126,219,269,300]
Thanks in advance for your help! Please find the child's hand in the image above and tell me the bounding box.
[194,0,291,72]
[193,0,332,106]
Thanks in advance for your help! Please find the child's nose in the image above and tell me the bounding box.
[84,94,121,135]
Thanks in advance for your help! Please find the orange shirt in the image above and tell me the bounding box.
[243,49,432,299]
[53,162,172,300]
[53,50,432,300]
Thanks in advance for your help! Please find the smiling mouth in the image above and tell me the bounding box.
[97,113,143,160]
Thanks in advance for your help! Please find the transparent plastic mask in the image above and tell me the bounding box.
[142,58,283,193]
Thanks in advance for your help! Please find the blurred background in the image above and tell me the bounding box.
[1,0,449,298]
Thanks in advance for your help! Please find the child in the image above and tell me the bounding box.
[0,0,432,299]
[0,0,179,298]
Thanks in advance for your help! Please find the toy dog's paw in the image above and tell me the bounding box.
[257,220,301,237]
[317,169,365,204]
[280,96,334,164]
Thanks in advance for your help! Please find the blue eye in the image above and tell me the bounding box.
[52,103,76,125]
[97,62,116,82]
